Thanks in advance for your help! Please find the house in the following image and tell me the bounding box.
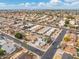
[0,35,6,45]
[45,28,56,36]
[53,49,73,59]
[0,35,16,54]
[64,45,77,56]
[62,53,73,59]
[2,42,16,54]
[37,27,51,34]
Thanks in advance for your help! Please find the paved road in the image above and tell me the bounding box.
[1,33,44,56]
[41,29,67,59]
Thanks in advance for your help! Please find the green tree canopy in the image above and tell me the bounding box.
[15,32,23,39]
[43,37,51,43]
[0,49,5,56]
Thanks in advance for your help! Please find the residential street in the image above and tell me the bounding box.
[1,33,44,56]
[1,28,67,58]
[41,29,67,59]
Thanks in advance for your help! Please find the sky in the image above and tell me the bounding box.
[0,0,79,9]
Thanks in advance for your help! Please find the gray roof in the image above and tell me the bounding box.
[0,34,5,40]
[62,53,73,59]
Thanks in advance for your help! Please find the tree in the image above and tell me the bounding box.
[64,35,71,42]
[77,48,79,52]
[44,37,51,43]
[64,20,69,27]
[64,24,68,27]
[15,32,23,39]
[66,15,75,19]
[0,49,5,56]
[65,20,69,24]
[76,39,79,47]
